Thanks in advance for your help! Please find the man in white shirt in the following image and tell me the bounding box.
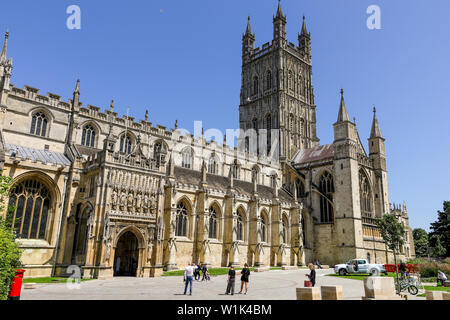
[184,263,197,295]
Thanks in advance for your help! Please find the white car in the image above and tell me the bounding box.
[334,259,388,276]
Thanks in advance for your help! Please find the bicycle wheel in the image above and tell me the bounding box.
[408,285,418,295]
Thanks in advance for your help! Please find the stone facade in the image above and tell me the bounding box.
[0,2,414,279]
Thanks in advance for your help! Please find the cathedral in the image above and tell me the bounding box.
[0,2,415,279]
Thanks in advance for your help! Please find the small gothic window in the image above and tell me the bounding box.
[30,112,48,137]
[209,206,218,239]
[237,211,244,241]
[181,148,193,169]
[266,114,272,152]
[253,76,259,95]
[232,161,239,179]
[154,142,162,166]
[266,71,272,90]
[119,134,132,154]
[319,172,334,223]
[296,179,305,198]
[175,201,188,237]
[281,217,288,244]
[208,157,217,174]
[81,125,96,148]
[8,179,51,240]
[261,214,267,242]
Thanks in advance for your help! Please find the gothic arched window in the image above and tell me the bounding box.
[181,147,193,169]
[119,134,132,154]
[319,171,334,223]
[81,125,96,148]
[175,201,188,237]
[261,214,267,242]
[359,171,373,217]
[30,112,48,137]
[208,206,218,239]
[281,217,288,244]
[208,157,217,174]
[266,70,272,90]
[266,114,272,153]
[253,76,259,95]
[237,211,244,241]
[8,179,51,239]
[296,179,305,198]
[232,160,240,180]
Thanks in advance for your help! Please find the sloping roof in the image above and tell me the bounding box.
[74,144,102,157]
[173,166,292,202]
[5,143,71,166]
[291,144,334,165]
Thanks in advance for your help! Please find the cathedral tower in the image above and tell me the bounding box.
[239,1,319,161]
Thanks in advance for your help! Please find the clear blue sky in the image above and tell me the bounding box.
[1,0,449,231]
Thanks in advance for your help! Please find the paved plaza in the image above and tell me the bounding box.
[21,269,425,300]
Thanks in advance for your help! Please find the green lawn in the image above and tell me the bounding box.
[326,273,396,281]
[162,266,305,277]
[417,285,450,297]
[22,277,93,284]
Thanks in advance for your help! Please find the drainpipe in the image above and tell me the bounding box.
[52,175,69,277]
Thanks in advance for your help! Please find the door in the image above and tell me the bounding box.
[113,231,139,277]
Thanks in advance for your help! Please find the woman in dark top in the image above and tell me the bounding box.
[239,263,251,294]
[225,267,236,295]
[307,263,316,287]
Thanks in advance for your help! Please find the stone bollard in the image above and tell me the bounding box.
[362,277,402,300]
[282,266,297,271]
[296,287,321,300]
[23,283,36,290]
[426,291,443,300]
[254,266,270,272]
[321,286,343,300]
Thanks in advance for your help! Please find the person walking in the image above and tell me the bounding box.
[225,266,236,295]
[399,261,407,279]
[315,259,323,269]
[194,263,201,281]
[201,264,209,282]
[239,263,250,294]
[306,263,316,287]
[183,263,197,295]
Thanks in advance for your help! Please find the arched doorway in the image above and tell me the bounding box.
[113,231,139,277]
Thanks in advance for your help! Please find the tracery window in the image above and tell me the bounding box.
[181,148,193,169]
[30,112,48,137]
[154,142,163,166]
[208,157,217,174]
[175,201,188,237]
[208,206,218,239]
[8,179,51,240]
[119,134,132,154]
[359,171,373,217]
[319,171,334,223]
[295,178,305,198]
[81,125,96,148]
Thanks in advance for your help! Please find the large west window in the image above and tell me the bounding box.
[319,172,334,223]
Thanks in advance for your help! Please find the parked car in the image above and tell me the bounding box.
[334,259,388,276]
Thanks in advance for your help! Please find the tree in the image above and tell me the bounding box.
[412,228,429,258]
[431,236,446,258]
[0,174,22,300]
[429,201,450,257]
[377,213,405,295]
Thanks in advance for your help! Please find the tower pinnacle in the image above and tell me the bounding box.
[370,106,383,138]
[0,30,9,63]
[337,89,350,122]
